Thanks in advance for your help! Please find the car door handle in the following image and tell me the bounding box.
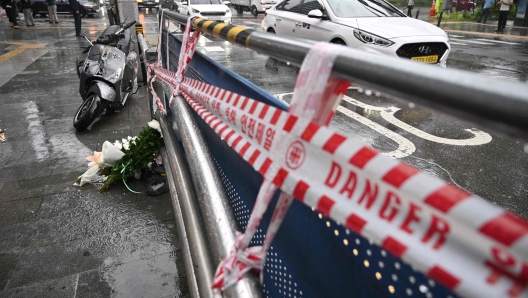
[276,17,281,21]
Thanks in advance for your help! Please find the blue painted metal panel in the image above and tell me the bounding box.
[160,30,457,298]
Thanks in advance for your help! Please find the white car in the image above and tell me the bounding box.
[177,0,232,23]
[263,0,450,66]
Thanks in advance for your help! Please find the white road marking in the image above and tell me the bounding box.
[274,92,492,157]
[475,38,519,45]
[448,35,464,38]
[449,41,467,45]
[201,36,212,43]
[342,96,492,146]
[204,46,225,52]
[274,92,416,158]
[451,38,493,45]
[336,106,416,159]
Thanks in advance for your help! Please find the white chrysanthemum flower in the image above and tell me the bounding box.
[148,120,162,133]
[113,141,122,150]
[123,141,130,151]
[127,136,132,140]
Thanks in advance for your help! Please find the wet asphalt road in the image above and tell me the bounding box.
[189,12,528,218]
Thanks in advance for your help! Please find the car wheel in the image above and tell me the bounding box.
[267,28,275,34]
[330,39,346,46]
[81,10,87,18]
[251,5,258,16]
[236,5,243,14]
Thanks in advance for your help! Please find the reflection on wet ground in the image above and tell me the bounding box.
[0,10,186,298]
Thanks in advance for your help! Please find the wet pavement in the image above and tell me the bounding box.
[0,10,188,298]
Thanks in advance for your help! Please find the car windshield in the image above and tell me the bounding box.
[326,0,405,17]
[190,0,223,4]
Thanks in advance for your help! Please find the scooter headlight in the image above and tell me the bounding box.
[353,29,394,47]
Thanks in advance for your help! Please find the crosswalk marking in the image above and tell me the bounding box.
[451,38,493,45]
[450,41,467,45]
[475,38,519,45]
[449,35,464,38]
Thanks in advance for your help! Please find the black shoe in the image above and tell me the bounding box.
[145,175,169,196]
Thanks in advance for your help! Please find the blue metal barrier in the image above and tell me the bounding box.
[160,30,458,298]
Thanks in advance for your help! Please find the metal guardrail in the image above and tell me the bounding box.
[153,9,528,298]
[160,9,528,141]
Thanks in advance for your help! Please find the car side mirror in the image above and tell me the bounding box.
[307,9,328,20]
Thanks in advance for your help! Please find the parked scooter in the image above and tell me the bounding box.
[74,20,138,131]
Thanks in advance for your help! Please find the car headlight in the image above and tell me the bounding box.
[353,29,394,47]
[192,8,200,13]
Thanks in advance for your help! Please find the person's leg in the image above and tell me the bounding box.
[498,11,506,30]
[53,5,58,23]
[7,8,19,27]
[48,5,53,23]
[23,9,32,26]
[74,13,81,35]
[29,9,35,25]
[482,8,489,23]
[407,7,412,17]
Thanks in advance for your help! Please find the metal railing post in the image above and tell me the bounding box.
[157,111,216,298]
[171,95,263,298]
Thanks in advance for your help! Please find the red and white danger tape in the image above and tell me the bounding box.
[149,19,528,298]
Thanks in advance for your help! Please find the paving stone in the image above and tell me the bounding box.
[0,172,80,203]
[76,270,112,298]
[0,160,56,183]
[6,221,176,288]
[0,254,20,292]
[0,275,77,298]
[0,197,42,227]
[77,253,180,298]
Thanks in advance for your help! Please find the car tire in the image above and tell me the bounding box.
[267,28,275,34]
[236,5,243,14]
[251,5,258,16]
[81,10,87,18]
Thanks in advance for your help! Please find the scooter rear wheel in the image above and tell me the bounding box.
[73,92,107,131]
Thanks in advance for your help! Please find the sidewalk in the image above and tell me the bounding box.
[0,11,186,298]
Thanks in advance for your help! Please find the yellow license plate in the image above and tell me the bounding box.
[411,55,438,64]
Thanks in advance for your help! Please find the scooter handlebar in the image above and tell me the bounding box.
[123,20,136,30]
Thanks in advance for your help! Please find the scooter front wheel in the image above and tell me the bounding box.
[73,92,108,131]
